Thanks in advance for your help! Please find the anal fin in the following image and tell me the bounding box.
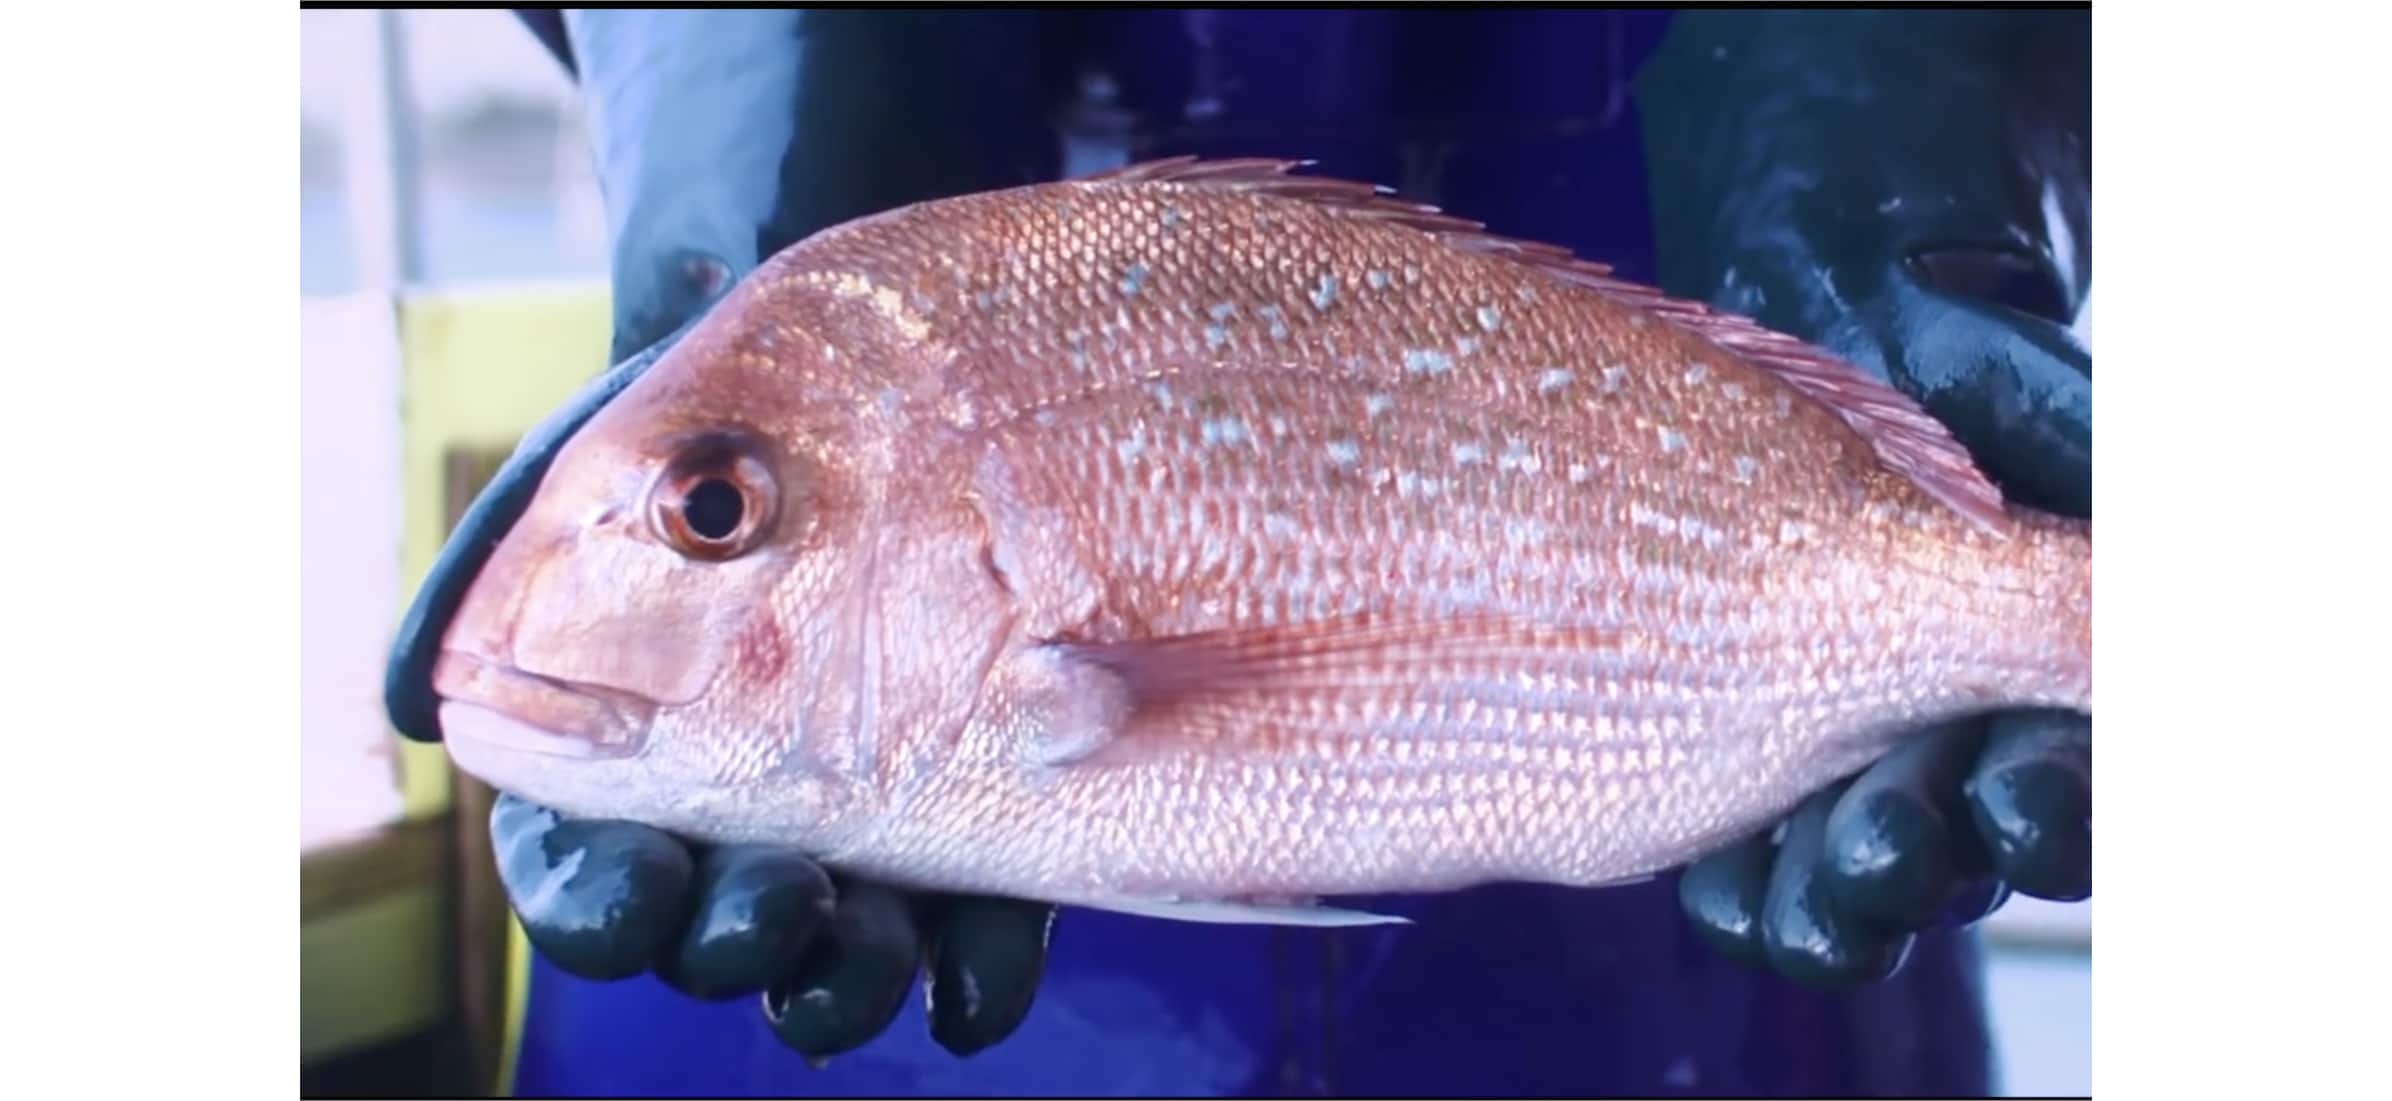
[1077,895,1413,928]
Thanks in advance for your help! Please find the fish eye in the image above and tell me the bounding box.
[647,433,779,562]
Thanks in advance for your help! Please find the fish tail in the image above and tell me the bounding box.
[2022,509,2093,713]
[1932,506,2092,716]
[2068,517,2092,712]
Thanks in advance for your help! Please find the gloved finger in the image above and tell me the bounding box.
[921,896,1057,1057]
[1760,782,1914,988]
[1817,720,1990,928]
[762,878,923,1060]
[1965,709,2092,901]
[1906,244,2078,333]
[1936,875,2015,930]
[1886,274,2092,518]
[656,846,838,1001]
[489,791,695,981]
[1676,830,1776,967]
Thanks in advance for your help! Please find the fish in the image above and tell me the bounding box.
[428,157,2091,928]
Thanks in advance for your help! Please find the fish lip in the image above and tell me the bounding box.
[431,650,657,760]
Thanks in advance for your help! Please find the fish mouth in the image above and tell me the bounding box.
[431,650,657,760]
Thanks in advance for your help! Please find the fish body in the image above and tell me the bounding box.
[431,159,2090,925]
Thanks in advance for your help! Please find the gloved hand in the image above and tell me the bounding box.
[485,793,1054,1058]
[374,8,1072,1060]
[1635,7,2092,986]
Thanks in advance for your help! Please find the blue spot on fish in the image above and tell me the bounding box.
[1404,348,1453,376]
[1310,274,1339,311]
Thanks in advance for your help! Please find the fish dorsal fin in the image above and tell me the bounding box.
[1076,156,2010,536]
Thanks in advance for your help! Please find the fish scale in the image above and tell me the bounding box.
[432,158,2090,925]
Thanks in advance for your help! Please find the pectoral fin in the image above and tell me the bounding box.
[1022,612,1616,770]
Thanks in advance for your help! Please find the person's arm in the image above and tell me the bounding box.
[552,7,1069,363]
[1638,8,2092,984]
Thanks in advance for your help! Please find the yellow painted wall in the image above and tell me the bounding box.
[301,876,447,1062]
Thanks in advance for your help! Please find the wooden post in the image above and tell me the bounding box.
[442,444,516,1094]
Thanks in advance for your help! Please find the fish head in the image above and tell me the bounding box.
[427,287,928,842]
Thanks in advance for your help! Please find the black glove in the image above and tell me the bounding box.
[485,793,1054,1057]
[373,8,1070,1059]
[1635,7,2092,985]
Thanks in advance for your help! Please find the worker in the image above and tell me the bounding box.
[386,8,2090,1094]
